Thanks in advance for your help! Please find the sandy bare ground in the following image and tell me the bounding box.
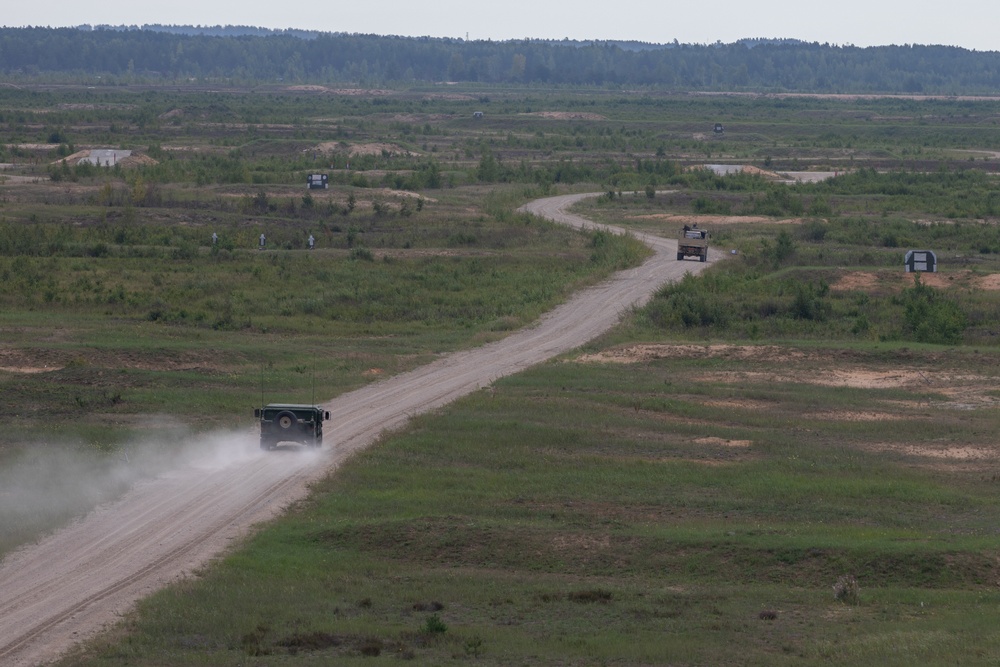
[0,193,710,666]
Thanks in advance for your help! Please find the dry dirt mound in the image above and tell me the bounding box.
[285,86,393,96]
[577,344,805,364]
[118,153,158,167]
[54,150,90,164]
[740,165,783,179]
[390,113,452,123]
[313,141,417,157]
[426,93,477,101]
[10,143,60,150]
[830,270,1000,293]
[286,84,331,92]
[630,213,803,226]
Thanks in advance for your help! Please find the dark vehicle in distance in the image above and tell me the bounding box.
[255,404,330,450]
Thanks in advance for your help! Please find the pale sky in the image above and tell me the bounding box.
[5,0,1000,52]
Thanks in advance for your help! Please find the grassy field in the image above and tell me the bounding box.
[5,83,1000,664]
[62,339,1000,665]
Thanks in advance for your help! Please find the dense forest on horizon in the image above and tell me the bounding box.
[1,26,1000,94]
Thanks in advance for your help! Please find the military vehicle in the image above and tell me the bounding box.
[677,225,709,262]
[254,404,330,450]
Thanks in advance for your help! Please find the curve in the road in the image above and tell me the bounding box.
[0,193,713,666]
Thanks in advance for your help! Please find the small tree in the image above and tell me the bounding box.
[252,189,270,214]
[899,275,966,344]
[772,229,796,265]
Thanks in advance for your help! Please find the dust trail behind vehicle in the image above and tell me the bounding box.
[0,193,711,666]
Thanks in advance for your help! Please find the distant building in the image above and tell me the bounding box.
[713,123,725,134]
[473,111,484,119]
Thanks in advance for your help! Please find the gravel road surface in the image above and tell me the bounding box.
[0,193,712,665]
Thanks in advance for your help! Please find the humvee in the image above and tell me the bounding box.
[255,404,330,450]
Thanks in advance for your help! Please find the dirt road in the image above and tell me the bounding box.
[0,193,712,666]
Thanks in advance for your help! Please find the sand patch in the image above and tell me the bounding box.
[286,84,331,92]
[286,86,393,96]
[702,398,775,411]
[0,366,62,374]
[976,274,1000,290]
[389,113,452,123]
[816,369,934,390]
[551,533,611,551]
[868,442,995,461]
[830,272,879,291]
[806,410,906,422]
[831,270,1000,293]
[524,111,608,120]
[629,213,803,226]
[576,344,806,364]
[694,436,752,448]
[313,141,417,157]
[575,344,998,411]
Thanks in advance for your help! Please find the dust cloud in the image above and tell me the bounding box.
[0,423,269,558]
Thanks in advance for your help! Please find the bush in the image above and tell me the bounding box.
[350,247,374,261]
[898,276,966,344]
[423,614,448,634]
[833,575,861,605]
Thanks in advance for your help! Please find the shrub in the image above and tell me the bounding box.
[833,575,861,605]
[423,614,448,634]
[350,247,374,261]
[898,276,966,344]
[567,589,613,604]
[359,637,383,656]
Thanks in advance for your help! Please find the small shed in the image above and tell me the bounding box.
[473,111,484,119]
[713,123,725,134]
[307,174,328,189]
[904,249,937,273]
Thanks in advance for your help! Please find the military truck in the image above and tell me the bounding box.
[255,403,330,450]
[677,226,709,262]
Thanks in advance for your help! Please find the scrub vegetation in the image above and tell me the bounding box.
[3,80,1000,664]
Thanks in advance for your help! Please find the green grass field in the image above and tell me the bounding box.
[63,341,1000,665]
[4,84,1000,664]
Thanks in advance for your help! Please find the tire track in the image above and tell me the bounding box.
[0,462,314,665]
[0,193,711,665]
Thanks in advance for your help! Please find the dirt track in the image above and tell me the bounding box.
[0,193,712,666]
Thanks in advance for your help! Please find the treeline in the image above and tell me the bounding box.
[3,27,1000,93]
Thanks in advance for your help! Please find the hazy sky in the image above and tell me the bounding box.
[6,0,1000,52]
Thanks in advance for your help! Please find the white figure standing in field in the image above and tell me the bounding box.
[308,234,315,250]
[212,232,218,245]
[259,233,266,250]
